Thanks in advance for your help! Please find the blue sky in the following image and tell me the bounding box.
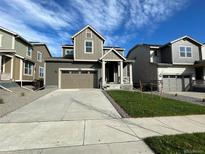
[0,0,204,56]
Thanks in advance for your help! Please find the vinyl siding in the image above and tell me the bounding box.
[46,61,101,86]
[15,38,31,58]
[172,39,201,64]
[128,45,158,84]
[75,27,103,60]
[0,29,13,49]
[13,57,20,80]
[103,51,122,60]
[32,45,51,80]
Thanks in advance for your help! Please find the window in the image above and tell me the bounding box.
[39,67,44,78]
[0,34,3,47]
[84,40,93,53]
[186,47,192,57]
[65,49,73,56]
[154,51,158,56]
[24,61,33,76]
[180,47,186,57]
[179,46,192,57]
[86,29,92,38]
[27,46,32,57]
[37,51,43,62]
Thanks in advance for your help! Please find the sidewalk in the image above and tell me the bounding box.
[0,115,205,153]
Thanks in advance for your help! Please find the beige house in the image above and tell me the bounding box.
[0,27,51,86]
[45,25,133,89]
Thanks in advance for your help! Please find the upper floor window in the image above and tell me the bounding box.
[86,29,92,38]
[179,46,192,57]
[39,67,44,78]
[27,46,32,58]
[0,34,3,47]
[84,40,93,53]
[24,61,33,76]
[154,51,158,56]
[65,49,73,56]
[37,51,43,62]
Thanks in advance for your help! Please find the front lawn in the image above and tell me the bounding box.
[107,90,205,117]
[144,133,205,154]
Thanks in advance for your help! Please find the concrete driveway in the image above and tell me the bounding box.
[167,91,205,100]
[0,89,153,153]
[0,89,121,122]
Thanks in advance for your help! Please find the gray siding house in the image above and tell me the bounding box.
[127,36,205,92]
[45,25,133,89]
[0,27,51,86]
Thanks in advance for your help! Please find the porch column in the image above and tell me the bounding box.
[203,67,205,80]
[0,55,2,80]
[129,63,133,84]
[10,56,14,80]
[120,61,123,84]
[102,60,106,87]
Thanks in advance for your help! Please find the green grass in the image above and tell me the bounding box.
[107,90,205,117]
[144,133,205,154]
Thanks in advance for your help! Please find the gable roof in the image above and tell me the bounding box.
[71,25,105,42]
[30,42,52,57]
[0,26,17,35]
[100,48,126,61]
[0,26,31,45]
[170,35,202,46]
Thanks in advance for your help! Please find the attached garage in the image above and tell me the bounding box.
[162,75,191,92]
[59,68,98,89]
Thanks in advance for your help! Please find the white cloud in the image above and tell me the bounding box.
[0,0,188,56]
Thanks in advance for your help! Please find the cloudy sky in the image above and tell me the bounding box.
[0,0,204,56]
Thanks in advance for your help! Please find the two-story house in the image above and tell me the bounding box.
[0,27,51,87]
[45,25,133,89]
[127,36,205,92]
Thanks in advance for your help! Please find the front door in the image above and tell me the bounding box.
[105,62,118,83]
[195,67,204,80]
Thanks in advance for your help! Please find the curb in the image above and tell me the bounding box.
[102,90,130,118]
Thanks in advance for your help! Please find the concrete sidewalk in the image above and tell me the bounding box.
[0,115,205,153]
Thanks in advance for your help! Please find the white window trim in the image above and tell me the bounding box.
[27,47,32,58]
[0,34,3,47]
[179,46,192,58]
[86,29,92,38]
[39,66,44,78]
[37,51,43,62]
[23,61,33,76]
[84,40,94,54]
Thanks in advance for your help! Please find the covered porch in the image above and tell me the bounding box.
[100,48,133,89]
[194,60,205,81]
[0,54,14,81]
[101,59,133,89]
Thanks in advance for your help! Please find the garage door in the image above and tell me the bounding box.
[60,70,98,89]
[162,75,191,92]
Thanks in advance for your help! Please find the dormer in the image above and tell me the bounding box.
[71,25,105,61]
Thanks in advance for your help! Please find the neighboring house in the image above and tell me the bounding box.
[0,27,51,86]
[127,36,205,92]
[45,25,133,89]
[30,42,52,81]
